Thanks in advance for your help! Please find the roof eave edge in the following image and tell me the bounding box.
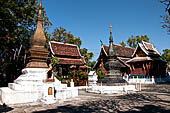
[49,41,55,55]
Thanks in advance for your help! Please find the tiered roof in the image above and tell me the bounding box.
[132,41,160,57]
[49,41,85,65]
[127,41,166,63]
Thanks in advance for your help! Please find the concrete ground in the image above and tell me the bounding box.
[1,84,170,113]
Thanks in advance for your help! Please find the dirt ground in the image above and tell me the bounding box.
[1,84,170,113]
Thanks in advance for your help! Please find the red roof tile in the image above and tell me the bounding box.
[103,45,134,58]
[58,58,84,65]
[50,41,81,57]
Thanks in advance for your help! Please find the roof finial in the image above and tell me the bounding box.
[108,24,116,57]
[109,24,112,33]
[109,24,113,43]
[38,0,42,20]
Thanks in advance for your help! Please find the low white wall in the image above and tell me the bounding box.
[0,87,43,105]
[87,85,136,94]
[127,78,153,84]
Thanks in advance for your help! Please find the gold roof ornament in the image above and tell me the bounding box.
[109,24,112,34]
[109,24,113,43]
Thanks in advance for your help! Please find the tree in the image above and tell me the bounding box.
[127,35,150,48]
[120,41,126,47]
[51,27,81,48]
[162,49,170,64]
[86,61,96,70]
[80,48,94,63]
[0,0,52,86]
[160,0,170,34]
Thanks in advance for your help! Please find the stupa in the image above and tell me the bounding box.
[0,0,78,105]
[102,25,127,85]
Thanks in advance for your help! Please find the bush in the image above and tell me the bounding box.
[55,74,62,81]
[97,71,105,80]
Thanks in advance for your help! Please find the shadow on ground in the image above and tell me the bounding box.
[33,104,170,113]
[0,104,13,113]
[120,105,170,113]
[33,93,170,113]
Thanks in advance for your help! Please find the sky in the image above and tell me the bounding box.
[42,0,170,61]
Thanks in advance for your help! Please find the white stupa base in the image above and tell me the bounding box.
[0,68,78,105]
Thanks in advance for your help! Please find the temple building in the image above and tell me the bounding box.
[93,25,134,77]
[94,25,134,84]
[49,41,89,85]
[94,25,167,84]
[126,41,167,79]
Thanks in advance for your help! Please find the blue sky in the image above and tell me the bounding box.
[43,0,170,61]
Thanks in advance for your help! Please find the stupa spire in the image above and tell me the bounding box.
[108,24,116,57]
[109,24,113,43]
[26,0,49,68]
[38,0,42,20]
[30,0,46,47]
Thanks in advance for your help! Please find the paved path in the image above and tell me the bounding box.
[1,84,170,113]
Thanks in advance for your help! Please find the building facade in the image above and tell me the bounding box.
[49,41,88,85]
[127,41,167,78]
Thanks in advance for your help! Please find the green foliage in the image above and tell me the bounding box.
[80,48,94,63]
[77,70,87,81]
[162,49,170,64]
[51,56,59,74]
[52,56,59,66]
[67,70,87,85]
[120,41,126,47]
[51,27,82,48]
[67,69,76,80]
[55,74,62,81]
[127,35,150,48]
[160,0,170,34]
[86,61,96,70]
[97,71,105,80]
[0,0,51,86]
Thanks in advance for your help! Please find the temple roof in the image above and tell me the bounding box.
[126,57,152,63]
[49,41,81,57]
[127,41,167,64]
[126,56,166,63]
[49,41,85,65]
[93,45,133,69]
[103,45,134,58]
[57,58,85,65]
[132,41,160,57]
